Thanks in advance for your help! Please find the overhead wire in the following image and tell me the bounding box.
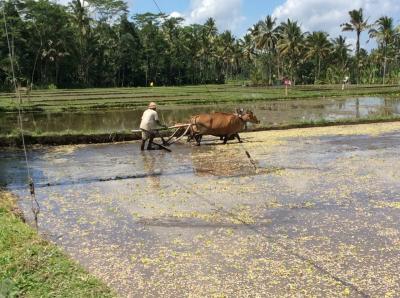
[2,3,40,230]
[0,2,368,293]
[150,0,258,169]
[151,0,213,96]
[160,172,368,297]
[148,1,369,295]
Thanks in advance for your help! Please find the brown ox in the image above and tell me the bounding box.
[189,111,260,145]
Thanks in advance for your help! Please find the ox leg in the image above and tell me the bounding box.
[235,133,242,143]
[187,131,193,142]
[188,128,196,142]
[223,135,229,144]
[195,134,202,146]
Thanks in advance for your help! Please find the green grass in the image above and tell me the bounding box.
[1,84,399,112]
[0,190,115,298]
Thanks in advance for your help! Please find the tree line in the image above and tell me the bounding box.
[1,0,400,90]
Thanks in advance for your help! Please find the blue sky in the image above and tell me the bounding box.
[52,0,400,50]
[130,0,287,37]
[127,0,400,51]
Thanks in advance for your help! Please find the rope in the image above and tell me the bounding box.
[2,4,40,230]
[235,114,258,170]
[164,128,182,144]
[151,0,163,15]
[165,124,192,145]
[160,173,369,297]
[151,0,258,169]
[151,0,216,96]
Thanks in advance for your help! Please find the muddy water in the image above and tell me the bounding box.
[2,123,400,297]
[1,97,400,134]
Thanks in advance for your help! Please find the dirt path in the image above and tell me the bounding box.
[6,122,400,297]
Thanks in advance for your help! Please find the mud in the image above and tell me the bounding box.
[1,122,400,297]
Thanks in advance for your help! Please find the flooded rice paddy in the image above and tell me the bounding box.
[1,122,400,297]
[1,96,400,134]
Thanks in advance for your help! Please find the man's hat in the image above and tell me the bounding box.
[148,102,157,109]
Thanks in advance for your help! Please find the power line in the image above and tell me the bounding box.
[2,3,40,229]
[162,174,368,297]
[151,0,258,170]
[151,0,163,15]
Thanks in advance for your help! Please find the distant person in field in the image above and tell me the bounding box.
[140,102,167,150]
[342,76,349,90]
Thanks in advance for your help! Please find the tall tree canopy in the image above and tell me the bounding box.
[341,8,370,83]
[1,1,400,90]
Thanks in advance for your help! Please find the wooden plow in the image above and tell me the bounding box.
[132,124,191,152]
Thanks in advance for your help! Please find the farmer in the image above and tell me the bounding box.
[140,102,167,150]
[342,76,349,90]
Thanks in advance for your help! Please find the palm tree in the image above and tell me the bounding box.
[305,31,332,83]
[332,35,351,69]
[369,16,396,84]
[328,35,351,83]
[231,40,244,79]
[341,8,369,83]
[239,34,257,80]
[240,34,256,64]
[215,30,235,80]
[277,19,305,84]
[161,17,185,83]
[182,24,203,84]
[69,0,91,84]
[204,17,218,37]
[253,16,278,51]
[200,18,218,82]
[252,15,278,84]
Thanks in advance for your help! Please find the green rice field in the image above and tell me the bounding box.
[1,84,399,112]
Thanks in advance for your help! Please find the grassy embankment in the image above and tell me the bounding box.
[0,189,115,297]
[1,84,400,146]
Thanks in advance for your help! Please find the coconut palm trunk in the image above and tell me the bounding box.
[341,8,369,85]
[368,16,395,85]
[356,30,360,84]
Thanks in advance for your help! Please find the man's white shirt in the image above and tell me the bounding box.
[140,109,159,131]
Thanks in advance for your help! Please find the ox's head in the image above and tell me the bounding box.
[235,108,245,116]
[241,110,260,124]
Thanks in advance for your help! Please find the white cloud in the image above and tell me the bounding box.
[55,0,69,5]
[176,0,245,34]
[170,11,184,19]
[58,0,244,34]
[55,0,135,11]
[272,0,400,51]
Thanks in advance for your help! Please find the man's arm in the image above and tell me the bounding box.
[156,120,167,128]
[154,112,167,128]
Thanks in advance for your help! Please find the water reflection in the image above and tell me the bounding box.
[190,145,254,177]
[141,152,163,189]
[1,97,399,134]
